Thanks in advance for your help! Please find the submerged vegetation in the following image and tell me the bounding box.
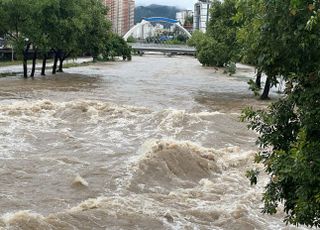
[0,0,131,78]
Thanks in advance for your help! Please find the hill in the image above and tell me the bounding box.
[134,4,182,24]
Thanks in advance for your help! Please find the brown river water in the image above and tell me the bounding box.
[0,56,308,229]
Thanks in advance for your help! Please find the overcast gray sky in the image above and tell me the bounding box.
[136,0,195,10]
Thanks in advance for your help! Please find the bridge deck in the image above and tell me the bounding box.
[129,43,196,55]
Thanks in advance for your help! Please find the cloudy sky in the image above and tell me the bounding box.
[136,0,195,9]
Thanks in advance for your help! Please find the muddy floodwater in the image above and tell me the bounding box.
[0,56,307,229]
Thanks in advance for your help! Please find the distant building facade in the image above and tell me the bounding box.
[176,10,193,32]
[104,0,135,36]
[176,10,193,26]
[193,0,211,32]
[132,23,154,40]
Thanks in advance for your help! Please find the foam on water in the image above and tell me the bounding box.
[72,175,89,187]
[0,139,309,229]
[128,139,222,193]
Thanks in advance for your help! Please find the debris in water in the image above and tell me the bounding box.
[72,175,89,187]
[164,212,174,223]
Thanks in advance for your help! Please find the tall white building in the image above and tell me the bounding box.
[132,23,154,40]
[193,0,212,32]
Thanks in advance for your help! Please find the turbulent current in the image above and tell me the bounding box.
[0,56,307,229]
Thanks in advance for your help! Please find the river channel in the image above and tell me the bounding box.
[0,55,307,229]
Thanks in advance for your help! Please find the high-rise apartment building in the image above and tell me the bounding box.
[193,0,211,32]
[104,0,135,36]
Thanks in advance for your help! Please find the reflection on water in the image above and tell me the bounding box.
[0,56,306,229]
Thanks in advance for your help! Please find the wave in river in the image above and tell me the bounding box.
[0,100,307,229]
[0,138,307,229]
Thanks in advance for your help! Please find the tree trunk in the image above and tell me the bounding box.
[260,76,271,100]
[41,54,47,76]
[52,52,59,74]
[23,58,28,79]
[58,52,70,72]
[23,44,31,79]
[30,49,37,78]
[58,57,64,72]
[59,52,71,72]
[256,70,262,89]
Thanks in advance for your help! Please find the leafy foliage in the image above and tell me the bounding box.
[198,39,229,67]
[191,0,239,68]
[241,0,320,227]
[0,0,131,76]
[235,0,264,65]
[126,36,136,43]
[104,34,132,61]
[224,62,237,75]
[189,31,228,67]
[247,79,261,96]
[207,0,240,63]
[184,15,193,27]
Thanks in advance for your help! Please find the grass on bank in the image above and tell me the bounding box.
[0,60,22,67]
[63,61,93,69]
[0,59,96,78]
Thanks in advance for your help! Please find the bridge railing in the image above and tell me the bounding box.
[129,43,196,55]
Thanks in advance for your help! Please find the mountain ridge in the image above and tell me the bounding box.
[134,4,183,24]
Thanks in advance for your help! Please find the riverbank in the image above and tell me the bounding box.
[0,57,93,76]
[0,60,21,67]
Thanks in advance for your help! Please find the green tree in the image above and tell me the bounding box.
[104,33,132,61]
[126,36,136,43]
[184,15,193,27]
[48,0,85,73]
[187,30,207,48]
[198,37,229,67]
[242,0,320,227]
[79,0,111,62]
[207,0,240,66]
[23,0,51,77]
[190,0,240,68]
[0,0,112,76]
[189,30,231,67]
[235,0,264,91]
[0,1,6,37]
[36,0,59,76]
[0,0,34,78]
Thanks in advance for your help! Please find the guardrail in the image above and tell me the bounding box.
[129,43,196,56]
